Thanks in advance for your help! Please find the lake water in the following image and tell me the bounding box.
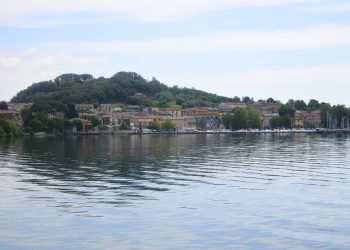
[0,134,350,249]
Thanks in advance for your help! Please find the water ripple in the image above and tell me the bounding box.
[0,134,350,249]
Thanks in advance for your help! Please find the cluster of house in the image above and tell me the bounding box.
[73,102,322,132]
[294,110,322,128]
[0,103,27,125]
[0,101,323,133]
[75,104,220,132]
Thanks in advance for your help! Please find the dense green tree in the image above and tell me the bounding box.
[222,113,234,129]
[279,104,295,117]
[63,119,72,129]
[156,91,173,102]
[175,97,186,106]
[21,107,33,126]
[279,115,292,128]
[320,102,332,127]
[0,119,23,137]
[243,97,252,103]
[247,109,262,129]
[55,73,93,83]
[287,99,295,105]
[158,100,169,108]
[308,99,320,110]
[182,100,196,108]
[83,116,100,127]
[11,72,235,108]
[232,96,241,102]
[223,109,262,130]
[48,118,64,132]
[147,121,161,130]
[0,101,8,110]
[28,118,43,132]
[31,100,66,113]
[0,119,12,136]
[269,115,292,128]
[231,108,248,130]
[161,119,176,131]
[269,117,280,129]
[119,124,130,130]
[331,105,350,128]
[72,119,83,131]
[294,100,307,111]
[65,104,79,119]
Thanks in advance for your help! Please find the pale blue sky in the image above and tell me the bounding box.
[1,0,350,105]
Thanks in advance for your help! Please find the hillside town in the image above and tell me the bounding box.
[1,98,346,136]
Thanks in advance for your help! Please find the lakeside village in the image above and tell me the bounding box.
[1,97,350,137]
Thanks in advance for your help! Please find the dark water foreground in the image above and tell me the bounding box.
[0,134,350,249]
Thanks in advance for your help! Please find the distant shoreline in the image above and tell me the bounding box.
[136,129,350,135]
[26,129,350,137]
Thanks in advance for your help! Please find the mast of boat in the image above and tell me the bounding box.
[334,116,338,130]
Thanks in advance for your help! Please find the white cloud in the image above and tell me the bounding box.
[0,50,107,101]
[45,24,350,54]
[186,65,350,87]
[311,2,350,13]
[0,0,323,25]
[1,23,350,104]
[1,46,349,105]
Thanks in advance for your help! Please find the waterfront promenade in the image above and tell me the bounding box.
[137,129,350,135]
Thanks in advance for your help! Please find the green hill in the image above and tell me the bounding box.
[11,72,233,108]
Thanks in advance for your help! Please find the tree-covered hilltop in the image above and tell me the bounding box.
[11,72,234,108]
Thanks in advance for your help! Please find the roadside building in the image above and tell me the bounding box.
[261,104,281,114]
[75,104,97,117]
[8,103,33,112]
[294,110,321,128]
[113,112,131,126]
[75,104,95,112]
[170,117,197,130]
[181,108,196,117]
[130,93,147,104]
[262,113,279,128]
[98,104,112,114]
[218,102,247,112]
[194,108,220,130]
[130,116,163,129]
[125,105,141,112]
[153,108,182,118]
[97,104,113,125]
[0,110,23,125]
[70,118,93,133]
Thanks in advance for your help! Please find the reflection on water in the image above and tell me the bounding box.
[1,134,350,249]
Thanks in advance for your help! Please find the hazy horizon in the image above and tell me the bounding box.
[1,0,350,106]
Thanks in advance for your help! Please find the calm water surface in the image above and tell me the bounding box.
[0,134,350,249]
